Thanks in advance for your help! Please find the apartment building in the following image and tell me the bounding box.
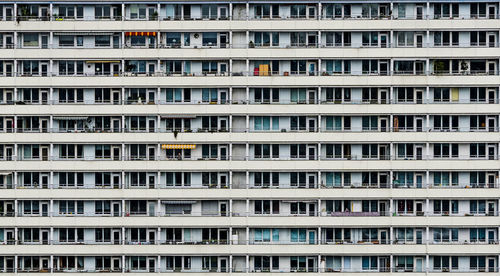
[0,0,499,274]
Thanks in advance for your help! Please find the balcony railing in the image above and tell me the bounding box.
[1,70,499,78]
[4,154,500,162]
[3,182,499,190]
[4,12,500,22]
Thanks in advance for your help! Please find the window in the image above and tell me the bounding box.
[470,31,487,46]
[58,228,84,243]
[470,200,486,214]
[433,88,450,102]
[22,60,40,75]
[254,4,280,19]
[166,88,190,103]
[433,143,459,158]
[95,256,112,270]
[95,200,111,215]
[22,144,40,160]
[59,35,74,47]
[433,172,459,187]
[201,5,217,19]
[433,200,459,214]
[254,144,279,159]
[290,88,307,103]
[254,116,279,131]
[326,144,350,159]
[325,88,351,103]
[396,256,414,271]
[129,172,146,187]
[201,61,218,73]
[396,144,415,159]
[325,116,349,131]
[58,61,84,76]
[325,200,351,213]
[362,32,379,46]
[254,256,279,271]
[95,35,111,47]
[433,228,459,243]
[470,3,487,18]
[58,5,83,19]
[323,4,351,18]
[433,115,459,131]
[470,256,486,271]
[470,228,487,242]
[397,32,415,47]
[20,172,42,187]
[324,32,351,47]
[58,200,84,215]
[129,200,147,215]
[325,60,350,74]
[58,172,84,187]
[324,172,351,187]
[362,116,378,131]
[58,144,83,159]
[361,201,378,213]
[361,144,380,159]
[58,88,83,103]
[23,33,39,47]
[470,172,487,187]
[290,60,306,74]
[22,200,40,215]
[21,228,40,243]
[433,256,458,270]
[254,229,279,243]
[165,33,182,47]
[254,88,279,103]
[397,200,414,214]
[253,172,279,187]
[95,6,111,19]
[202,32,217,46]
[95,145,111,159]
[394,116,415,131]
[95,88,111,103]
[130,36,146,46]
[470,143,486,158]
[396,87,414,102]
[433,31,459,46]
[470,115,487,131]
[470,87,487,102]
[95,172,112,187]
[165,172,191,187]
[130,256,147,271]
[362,256,378,270]
[434,3,459,18]
[254,32,279,47]
[254,200,280,214]
[395,228,414,243]
[290,5,307,18]
[95,228,111,242]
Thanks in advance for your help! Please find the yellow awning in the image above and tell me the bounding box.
[162,144,196,150]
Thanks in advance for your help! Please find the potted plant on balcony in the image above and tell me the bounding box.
[460,60,469,75]
[150,11,158,20]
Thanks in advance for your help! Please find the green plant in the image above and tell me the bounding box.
[434,61,445,74]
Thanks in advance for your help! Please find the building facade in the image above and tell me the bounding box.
[0,0,500,274]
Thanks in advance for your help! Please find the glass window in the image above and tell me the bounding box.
[95,35,110,47]
[202,33,217,46]
[23,33,39,47]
